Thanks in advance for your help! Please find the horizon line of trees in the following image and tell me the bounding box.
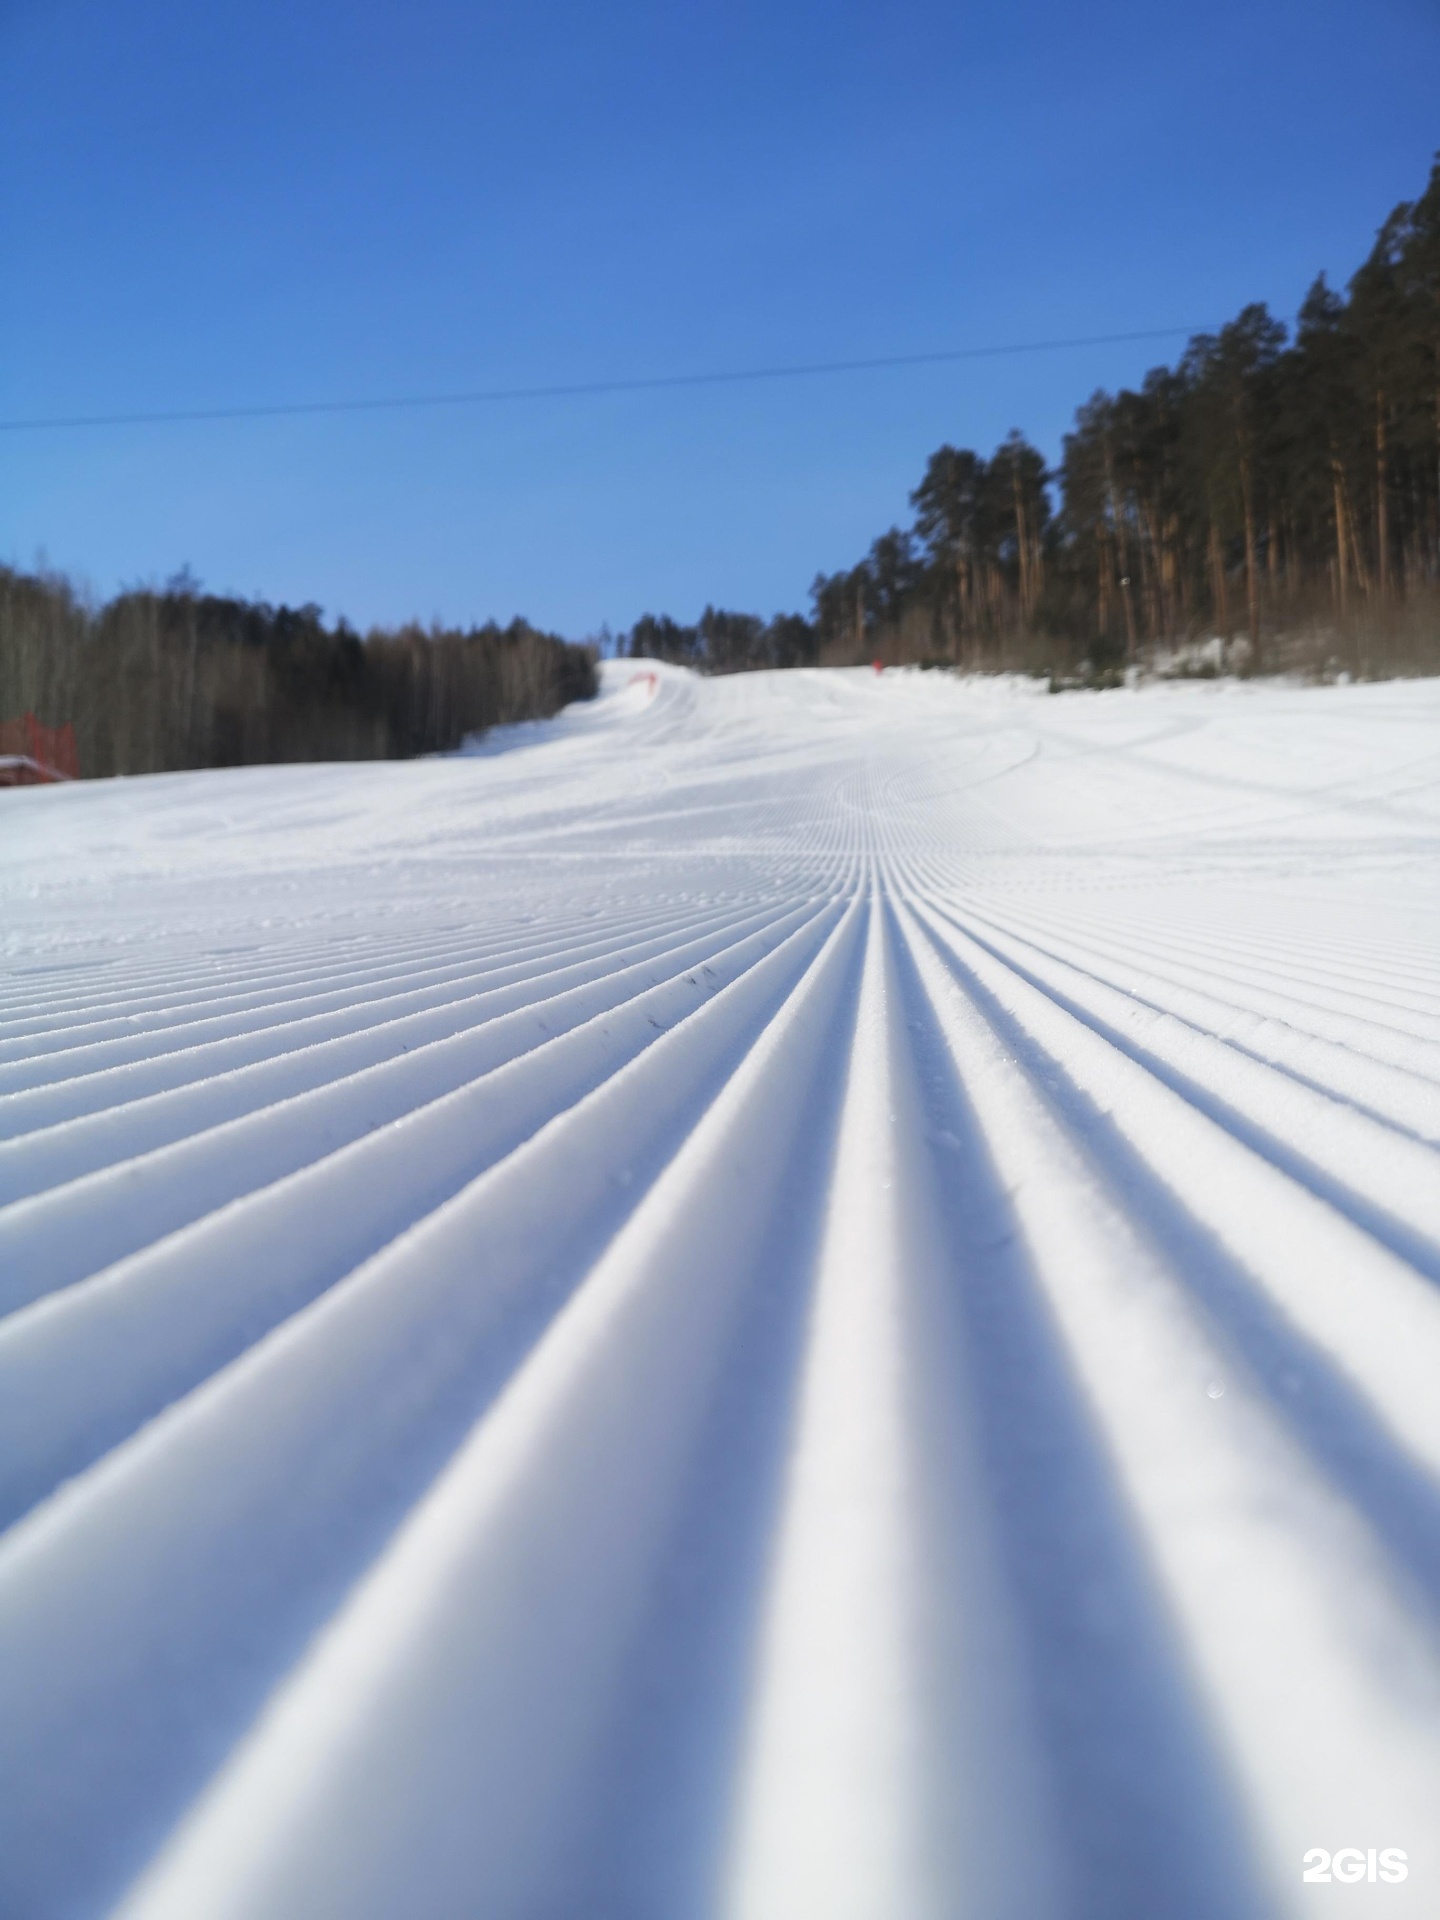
[1,568,597,778]
[7,154,1438,754]
[625,155,1440,680]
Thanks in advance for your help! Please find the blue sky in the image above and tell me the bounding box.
[2,0,1437,635]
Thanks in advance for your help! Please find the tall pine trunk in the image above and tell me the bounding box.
[1375,391,1390,601]
[1011,464,1032,624]
[1103,445,1136,660]
[1209,520,1231,642]
[1331,456,1349,616]
[1240,450,1261,672]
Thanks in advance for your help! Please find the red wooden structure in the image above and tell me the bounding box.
[0,714,80,785]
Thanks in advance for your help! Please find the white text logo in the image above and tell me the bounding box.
[1303,1849,1408,1884]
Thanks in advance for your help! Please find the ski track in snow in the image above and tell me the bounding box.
[2,660,1439,1919]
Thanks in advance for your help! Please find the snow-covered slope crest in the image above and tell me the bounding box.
[2,664,1439,1919]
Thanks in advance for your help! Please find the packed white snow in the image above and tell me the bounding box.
[2,661,1439,1919]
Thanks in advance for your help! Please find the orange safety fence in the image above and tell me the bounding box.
[0,713,80,781]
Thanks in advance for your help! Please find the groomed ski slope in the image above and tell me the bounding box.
[2,660,1440,1919]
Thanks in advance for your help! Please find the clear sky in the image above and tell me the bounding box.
[2,0,1437,636]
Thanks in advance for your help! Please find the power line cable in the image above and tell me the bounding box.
[0,323,1228,434]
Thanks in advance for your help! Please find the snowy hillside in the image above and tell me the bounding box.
[2,662,1439,1918]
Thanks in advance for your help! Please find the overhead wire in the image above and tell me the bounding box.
[0,323,1230,434]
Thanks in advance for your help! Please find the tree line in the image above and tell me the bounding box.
[625,155,1440,680]
[0,568,597,778]
[8,154,1437,757]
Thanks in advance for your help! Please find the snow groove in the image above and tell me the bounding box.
[2,662,1439,1918]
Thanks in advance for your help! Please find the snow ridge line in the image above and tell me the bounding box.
[0,893,846,1523]
[0,903,682,1043]
[0,896,756,1079]
[0,894,815,1208]
[0,876,861,1918]
[2,667,1439,1918]
[0,896,813,1130]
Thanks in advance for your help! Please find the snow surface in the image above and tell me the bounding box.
[2,660,1439,1918]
